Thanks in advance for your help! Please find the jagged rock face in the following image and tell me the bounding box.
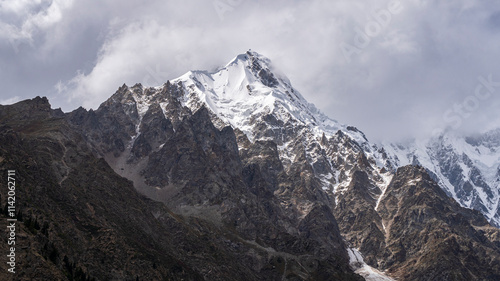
[142,107,243,203]
[383,133,500,228]
[428,141,494,213]
[0,96,62,122]
[248,52,279,88]
[376,166,500,280]
[333,170,387,267]
[130,103,174,160]
[1,98,363,280]
[333,165,500,281]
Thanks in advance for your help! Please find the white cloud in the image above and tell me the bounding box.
[0,0,74,53]
[0,96,21,105]
[61,19,234,109]
[1,0,499,141]
[24,0,73,30]
[0,0,73,37]
[0,0,44,16]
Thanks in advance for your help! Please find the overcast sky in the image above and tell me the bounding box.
[1,0,499,142]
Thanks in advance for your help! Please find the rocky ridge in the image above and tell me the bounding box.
[0,96,362,280]
[382,131,500,227]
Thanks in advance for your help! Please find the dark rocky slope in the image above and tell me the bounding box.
[377,166,500,280]
[0,97,362,281]
[335,164,500,281]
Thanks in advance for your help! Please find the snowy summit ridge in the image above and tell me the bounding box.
[171,50,366,144]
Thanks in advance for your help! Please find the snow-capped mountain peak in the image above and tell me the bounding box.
[170,50,371,145]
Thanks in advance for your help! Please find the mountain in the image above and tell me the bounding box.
[383,130,500,227]
[1,50,500,280]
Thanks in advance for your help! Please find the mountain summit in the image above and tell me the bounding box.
[134,50,366,143]
[172,51,369,144]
